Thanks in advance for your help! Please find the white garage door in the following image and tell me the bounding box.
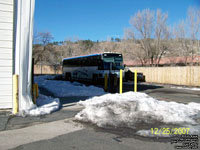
[0,0,13,108]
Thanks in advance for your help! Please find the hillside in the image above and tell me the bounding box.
[33,39,200,67]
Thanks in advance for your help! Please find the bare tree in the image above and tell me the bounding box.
[187,7,200,64]
[33,31,62,74]
[129,9,170,66]
[33,31,54,64]
[129,9,154,65]
[173,21,190,65]
[38,32,54,46]
[173,7,200,65]
[154,10,170,66]
[123,28,135,40]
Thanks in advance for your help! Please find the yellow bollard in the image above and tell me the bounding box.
[32,84,39,104]
[13,75,19,115]
[35,84,39,98]
[104,73,108,92]
[119,69,123,94]
[134,70,137,92]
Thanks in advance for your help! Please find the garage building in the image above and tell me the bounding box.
[0,0,35,112]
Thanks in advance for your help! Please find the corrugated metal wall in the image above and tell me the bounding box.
[0,0,13,108]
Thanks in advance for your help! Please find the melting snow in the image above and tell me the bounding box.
[22,94,60,116]
[24,75,105,116]
[75,92,200,137]
[33,75,200,137]
[171,86,200,91]
[34,75,106,97]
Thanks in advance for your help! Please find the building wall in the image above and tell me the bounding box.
[0,0,13,108]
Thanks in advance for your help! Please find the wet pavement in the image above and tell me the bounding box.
[0,82,199,133]
[0,81,199,150]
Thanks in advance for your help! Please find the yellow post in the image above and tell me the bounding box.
[35,84,39,98]
[33,84,38,104]
[13,75,19,115]
[119,69,123,94]
[104,73,108,92]
[134,70,137,92]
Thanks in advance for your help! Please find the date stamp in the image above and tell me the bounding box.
[151,128,190,135]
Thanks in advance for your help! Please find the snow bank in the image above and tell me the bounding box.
[171,86,200,91]
[34,75,106,97]
[75,92,200,137]
[22,94,60,116]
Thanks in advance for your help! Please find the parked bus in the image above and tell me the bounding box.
[62,52,125,82]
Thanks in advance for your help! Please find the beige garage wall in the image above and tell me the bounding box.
[130,66,200,87]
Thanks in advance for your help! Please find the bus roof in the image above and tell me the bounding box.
[63,52,122,61]
[63,53,101,61]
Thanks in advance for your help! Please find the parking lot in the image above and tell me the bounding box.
[123,82,200,104]
[0,78,199,150]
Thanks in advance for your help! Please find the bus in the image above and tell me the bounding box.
[62,52,125,82]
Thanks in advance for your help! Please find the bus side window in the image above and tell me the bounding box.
[104,62,110,70]
[98,60,103,70]
[88,57,92,66]
[67,60,71,67]
[94,56,99,66]
[78,58,82,67]
[82,58,86,66]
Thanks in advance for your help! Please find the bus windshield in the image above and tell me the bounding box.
[103,53,124,70]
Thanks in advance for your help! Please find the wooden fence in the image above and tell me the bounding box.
[34,65,62,74]
[34,65,200,87]
[130,66,200,87]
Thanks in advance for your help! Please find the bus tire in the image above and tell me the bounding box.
[92,74,98,84]
[65,73,72,81]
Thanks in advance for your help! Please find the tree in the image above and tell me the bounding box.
[123,28,134,40]
[186,7,200,64]
[79,40,94,53]
[173,7,200,65]
[154,9,170,66]
[38,32,54,46]
[33,31,53,64]
[63,40,74,57]
[129,9,170,66]
[33,31,62,74]
[173,21,190,65]
[115,38,121,42]
[129,9,154,65]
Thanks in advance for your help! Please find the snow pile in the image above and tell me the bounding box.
[34,75,106,97]
[171,86,200,91]
[24,94,60,116]
[75,92,200,137]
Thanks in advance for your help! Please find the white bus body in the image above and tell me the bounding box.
[62,53,125,82]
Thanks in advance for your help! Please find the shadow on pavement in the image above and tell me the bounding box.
[39,86,92,107]
[59,96,90,107]
[123,82,163,92]
[38,81,164,108]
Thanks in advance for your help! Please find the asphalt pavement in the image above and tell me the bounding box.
[11,127,175,150]
[0,82,199,150]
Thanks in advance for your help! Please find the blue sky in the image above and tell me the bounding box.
[34,0,199,42]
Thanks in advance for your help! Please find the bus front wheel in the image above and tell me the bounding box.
[92,74,98,84]
[65,73,72,81]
